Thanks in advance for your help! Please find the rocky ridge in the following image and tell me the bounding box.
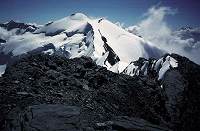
[0,53,199,131]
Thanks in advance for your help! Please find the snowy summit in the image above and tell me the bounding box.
[0,13,165,76]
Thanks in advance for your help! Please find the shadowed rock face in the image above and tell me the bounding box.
[0,54,199,131]
[0,39,6,43]
[123,53,200,130]
[168,54,200,130]
[99,29,120,66]
[6,104,81,131]
[0,52,12,65]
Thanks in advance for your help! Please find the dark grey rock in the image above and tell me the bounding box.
[0,53,199,131]
[111,116,170,131]
[5,104,81,131]
[162,70,185,126]
[0,39,6,43]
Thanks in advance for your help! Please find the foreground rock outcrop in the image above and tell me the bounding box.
[0,54,199,131]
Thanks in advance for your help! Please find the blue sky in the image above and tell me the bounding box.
[0,0,200,29]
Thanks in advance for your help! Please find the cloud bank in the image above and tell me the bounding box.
[138,6,173,42]
[128,6,200,64]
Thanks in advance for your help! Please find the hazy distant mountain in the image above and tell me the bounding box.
[173,26,200,51]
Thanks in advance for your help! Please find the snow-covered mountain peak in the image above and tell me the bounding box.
[179,26,193,31]
[34,13,89,36]
[0,20,38,35]
[69,13,89,20]
[0,13,166,75]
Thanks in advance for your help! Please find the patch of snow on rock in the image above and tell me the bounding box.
[158,56,178,80]
[0,64,6,77]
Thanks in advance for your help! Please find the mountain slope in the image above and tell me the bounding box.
[0,53,199,130]
[0,13,165,75]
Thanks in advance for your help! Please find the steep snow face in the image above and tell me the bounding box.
[96,52,109,67]
[89,19,164,72]
[91,19,146,63]
[157,56,178,80]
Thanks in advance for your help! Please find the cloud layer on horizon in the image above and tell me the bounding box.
[127,6,200,64]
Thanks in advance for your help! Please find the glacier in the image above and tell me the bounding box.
[0,13,165,76]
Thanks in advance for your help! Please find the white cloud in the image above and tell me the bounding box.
[138,6,173,43]
[115,21,125,28]
[129,5,200,64]
[0,27,12,40]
